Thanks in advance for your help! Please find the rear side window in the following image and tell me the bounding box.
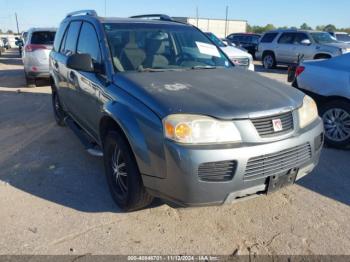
[278,33,295,44]
[31,31,56,45]
[77,22,101,63]
[53,22,68,51]
[61,21,82,55]
[260,33,278,43]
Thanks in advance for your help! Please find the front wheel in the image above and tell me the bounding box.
[103,131,154,211]
[262,53,276,69]
[320,100,350,149]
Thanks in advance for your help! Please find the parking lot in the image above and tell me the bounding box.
[0,49,350,255]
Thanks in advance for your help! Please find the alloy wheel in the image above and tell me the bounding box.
[323,108,350,142]
[263,55,274,69]
[111,145,128,196]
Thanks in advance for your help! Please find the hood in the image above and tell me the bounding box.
[113,68,305,120]
[220,46,251,59]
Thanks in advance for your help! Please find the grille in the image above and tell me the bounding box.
[244,143,312,181]
[198,160,237,182]
[232,57,250,68]
[251,111,294,137]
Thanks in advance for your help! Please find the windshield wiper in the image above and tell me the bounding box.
[138,68,167,72]
[191,65,217,70]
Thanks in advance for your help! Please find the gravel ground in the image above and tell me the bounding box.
[0,50,349,255]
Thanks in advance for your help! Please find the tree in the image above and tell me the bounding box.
[264,24,276,32]
[300,23,312,30]
[0,29,2,34]
[6,29,14,34]
[323,24,337,32]
[315,25,325,31]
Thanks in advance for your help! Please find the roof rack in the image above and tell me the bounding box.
[66,10,98,18]
[130,14,173,22]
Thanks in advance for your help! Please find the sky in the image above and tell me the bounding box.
[0,0,349,32]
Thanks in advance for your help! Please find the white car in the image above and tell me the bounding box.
[330,32,350,44]
[294,53,350,148]
[22,27,56,87]
[206,32,254,71]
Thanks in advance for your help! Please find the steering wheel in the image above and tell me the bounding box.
[176,52,195,65]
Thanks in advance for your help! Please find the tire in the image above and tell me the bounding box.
[320,100,350,149]
[52,91,66,126]
[25,75,36,88]
[103,131,154,211]
[262,52,276,69]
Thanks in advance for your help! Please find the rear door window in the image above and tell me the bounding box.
[61,21,82,56]
[31,31,56,45]
[278,33,295,44]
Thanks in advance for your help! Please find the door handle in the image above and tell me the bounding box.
[53,61,59,69]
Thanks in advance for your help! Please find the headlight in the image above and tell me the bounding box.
[163,114,241,144]
[298,96,318,129]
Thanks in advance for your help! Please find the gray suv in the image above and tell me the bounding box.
[256,29,350,69]
[50,10,324,211]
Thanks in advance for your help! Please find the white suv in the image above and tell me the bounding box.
[256,30,350,69]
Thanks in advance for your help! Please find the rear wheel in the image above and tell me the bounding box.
[25,74,36,88]
[52,91,66,126]
[103,131,153,211]
[262,52,276,69]
[320,100,350,149]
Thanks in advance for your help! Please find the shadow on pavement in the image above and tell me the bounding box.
[0,89,162,213]
[297,148,350,206]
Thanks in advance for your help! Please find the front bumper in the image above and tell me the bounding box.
[143,118,324,206]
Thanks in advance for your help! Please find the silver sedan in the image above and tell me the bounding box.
[294,53,350,148]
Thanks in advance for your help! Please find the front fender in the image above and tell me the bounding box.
[103,94,167,179]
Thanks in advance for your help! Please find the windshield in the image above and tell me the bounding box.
[103,23,232,72]
[336,33,350,42]
[310,32,339,44]
[205,33,226,47]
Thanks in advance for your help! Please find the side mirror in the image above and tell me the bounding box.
[300,39,311,45]
[15,37,19,41]
[67,53,94,72]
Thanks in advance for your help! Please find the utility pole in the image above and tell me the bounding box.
[15,12,20,34]
[225,6,229,37]
[104,0,107,16]
[196,6,199,27]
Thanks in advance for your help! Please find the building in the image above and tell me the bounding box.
[173,17,247,38]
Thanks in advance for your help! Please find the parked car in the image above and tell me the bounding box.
[205,32,254,71]
[1,37,10,49]
[226,33,261,59]
[22,31,28,44]
[293,54,350,148]
[22,27,56,86]
[256,29,350,69]
[50,10,323,211]
[0,40,4,55]
[329,32,350,44]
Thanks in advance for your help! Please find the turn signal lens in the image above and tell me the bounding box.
[175,123,191,139]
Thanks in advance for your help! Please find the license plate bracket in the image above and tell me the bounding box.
[267,168,298,194]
